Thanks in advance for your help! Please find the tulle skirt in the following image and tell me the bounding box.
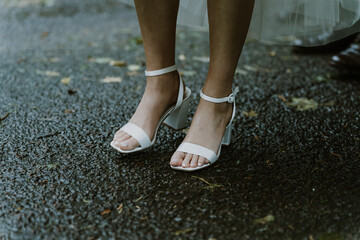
[121,0,360,46]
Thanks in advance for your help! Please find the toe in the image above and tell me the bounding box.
[170,151,185,166]
[115,130,125,138]
[198,156,206,167]
[190,155,199,168]
[114,134,130,147]
[119,137,139,151]
[182,153,193,168]
[114,131,127,140]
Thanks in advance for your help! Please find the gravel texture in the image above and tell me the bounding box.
[0,1,360,239]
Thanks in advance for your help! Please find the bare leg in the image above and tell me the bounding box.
[170,0,255,167]
[113,0,180,151]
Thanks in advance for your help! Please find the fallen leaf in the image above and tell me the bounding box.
[277,95,287,102]
[132,37,143,45]
[49,57,60,63]
[286,69,292,74]
[36,70,60,77]
[117,203,123,214]
[88,57,114,64]
[330,152,341,157]
[254,214,275,224]
[193,56,210,63]
[109,60,127,67]
[269,51,276,57]
[180,70,196,76]
[235,68,248,75]
[174,228,192,236]
[243,65,271,73]
[41,31,49,38]
[127,71,141,76]
[286,97,318,111]
[60,77,71,84]
[178,54,186,61]
[64,109,76,114]
[128,64,141,71]
[83,199,90,203]
[134,196,143,202]
[242,110,258,117]
[101,209,111,215]
[101,77,122,83]
[315,75,331,82]
[254,135,260,141]
[192,176,223,191]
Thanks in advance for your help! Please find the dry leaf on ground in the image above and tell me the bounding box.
[254,214,275,224]
[101,77,122,83]
[192,56,210,63]
[241,110,258,117]
[192,176,223,191]
[127,64,141,71]
[286,97,318,111]
[180,70,196,76]
[60,78,71,84]
[88,57,114,64]
[36,70,60,77]
[178,54,186,61]
[109,60,127,67]
[117,204,123,214]
[100,209,111,215]
[235,68,248,75]
[174,228,192,236]
[243,65,271,73]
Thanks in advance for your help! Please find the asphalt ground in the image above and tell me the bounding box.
[0,1,360,239]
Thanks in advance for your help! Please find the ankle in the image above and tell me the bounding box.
[199,98,233,117]
[146,71,179,90]
[202,84,233,99]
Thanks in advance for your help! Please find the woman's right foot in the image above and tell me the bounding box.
[112,71,181,151]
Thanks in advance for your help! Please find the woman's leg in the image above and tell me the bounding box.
[113,0,180,151]
[170,0,255,167]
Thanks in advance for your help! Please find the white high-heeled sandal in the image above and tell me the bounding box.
[110,64,192,153]
[171,87,239,171]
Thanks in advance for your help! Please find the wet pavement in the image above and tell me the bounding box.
[1,1,360,239]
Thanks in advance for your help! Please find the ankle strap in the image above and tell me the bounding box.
[145,64,177,77]
[200,87,239,103]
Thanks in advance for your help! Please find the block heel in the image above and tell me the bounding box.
[164,97,189,130]
[221,124,232,146]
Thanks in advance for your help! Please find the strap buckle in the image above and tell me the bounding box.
[227,87,239,103]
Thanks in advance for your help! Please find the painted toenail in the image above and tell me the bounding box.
[121,142,128,147]
[198,162,202,166]
[182,163,186,167]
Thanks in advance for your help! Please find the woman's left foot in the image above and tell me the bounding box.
[170,95,233,168]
